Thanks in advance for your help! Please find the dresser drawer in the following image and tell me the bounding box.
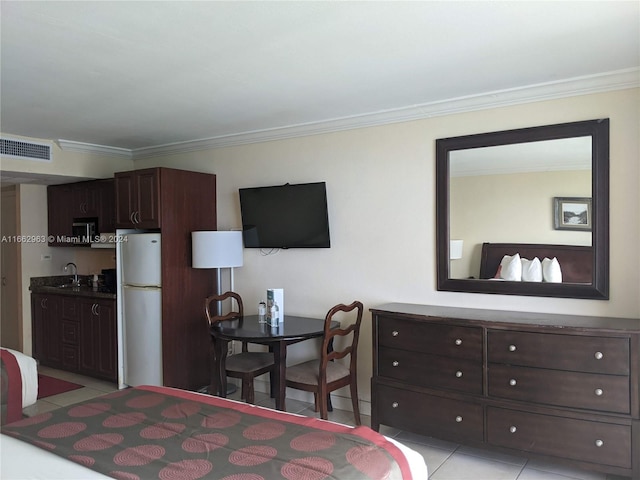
[488,364,630,414]
[378,317,482,361]
[376,384,483,442]
[487,407,631,469]
[487,330,629,375]
[379,346,482,394]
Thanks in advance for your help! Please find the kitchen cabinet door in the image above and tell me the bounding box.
[31,294,62,367]
[47,185,73,245]
[97,179,116,234]
[115,169,161,229]
[79,298,117,381]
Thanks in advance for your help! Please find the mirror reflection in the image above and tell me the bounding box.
[436,118,609,299]
[449,137,592,280]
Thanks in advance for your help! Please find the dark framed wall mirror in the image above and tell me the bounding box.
[436,119,609,299]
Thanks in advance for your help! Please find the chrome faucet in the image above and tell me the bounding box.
[64,262,79,286]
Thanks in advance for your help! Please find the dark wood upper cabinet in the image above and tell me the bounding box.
[47,185,73,245]
[115,169,161,229]
[47,178,115,245]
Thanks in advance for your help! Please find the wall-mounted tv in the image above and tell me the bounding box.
[239,182,331,249]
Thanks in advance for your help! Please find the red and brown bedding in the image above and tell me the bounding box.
[1,348,23,425]
[2,385,413,479]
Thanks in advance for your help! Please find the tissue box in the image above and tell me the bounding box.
[266,288,284,325]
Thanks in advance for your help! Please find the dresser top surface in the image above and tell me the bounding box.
[371,303,640,332]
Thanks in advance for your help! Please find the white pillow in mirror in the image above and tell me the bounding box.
[522,257,543,282]
[499,253,522,281]
[542,257,562,283]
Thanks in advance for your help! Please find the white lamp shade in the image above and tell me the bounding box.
[450,239,464,260]
[192,231,244,268]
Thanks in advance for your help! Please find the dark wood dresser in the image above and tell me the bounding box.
[370,303,639,479]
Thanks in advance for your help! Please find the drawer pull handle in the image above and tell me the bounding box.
[391,402,399,408]
[594,351,604,360]
[595,388,603,396]
[595,439,604,447]
[392,361,399,367]
[509,379,517,386]
[455,371,463,378]
[455,338,463,346]
[508,344,517,352]
[391,331,399,337]
[455,416,463,423]
[509,426,517,434]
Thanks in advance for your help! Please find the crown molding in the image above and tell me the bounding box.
[59,68,639,159]
[56,139,132,158]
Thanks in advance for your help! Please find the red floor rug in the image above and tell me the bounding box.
[37,374,83,399]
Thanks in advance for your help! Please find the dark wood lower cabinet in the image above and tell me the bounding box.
[371,304,640,479]
[32,293,117,382]
[79,298,117,381]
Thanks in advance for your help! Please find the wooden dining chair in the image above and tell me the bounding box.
[285,301,364,425]
[205,291,275,404]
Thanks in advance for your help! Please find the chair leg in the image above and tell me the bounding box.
[244,378,254,404]
[350,379,361,425]
[313,393,319,412]
[318,386,329,420]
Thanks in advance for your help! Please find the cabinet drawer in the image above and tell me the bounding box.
[378,317,482,360]
[487,407,631,469]
[376,384,483,442]
[379,347,482,394]
[487,330,629,375]
[488,364,630,414]
[61,297,78,320]
[61,320,79,345]
[62,345,79,370]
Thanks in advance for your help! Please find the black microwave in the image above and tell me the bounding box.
[71,218,97,243]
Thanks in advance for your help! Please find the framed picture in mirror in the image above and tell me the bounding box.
[554,197,592,231]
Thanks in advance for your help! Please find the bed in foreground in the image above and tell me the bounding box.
[1,385,428,479]
[1,347,38,425]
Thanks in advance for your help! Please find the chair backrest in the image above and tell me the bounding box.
[205,291,244,326]
[320,301,364,376]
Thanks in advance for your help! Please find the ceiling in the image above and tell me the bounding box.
[1,1,639,158]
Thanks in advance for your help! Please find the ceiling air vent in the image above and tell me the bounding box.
[1,137,52,162]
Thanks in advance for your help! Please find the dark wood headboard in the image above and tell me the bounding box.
[479,243,593,283]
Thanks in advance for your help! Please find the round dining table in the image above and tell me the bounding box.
[209,314,338,411]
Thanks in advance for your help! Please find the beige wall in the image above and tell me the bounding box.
[4,88,639,409]
[450,170,592,279]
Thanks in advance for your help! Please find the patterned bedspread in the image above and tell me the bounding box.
[2,385,412,480]
[0,348,23,425]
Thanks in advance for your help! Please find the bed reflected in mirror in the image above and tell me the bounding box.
[436,119,609,299]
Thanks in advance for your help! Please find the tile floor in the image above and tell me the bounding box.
[25,366,630,480]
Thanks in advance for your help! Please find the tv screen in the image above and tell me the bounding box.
[239,182,331,248]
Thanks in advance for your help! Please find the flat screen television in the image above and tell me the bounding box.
[239,182,331,248]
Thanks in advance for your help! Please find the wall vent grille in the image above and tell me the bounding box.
[1,138,52,161]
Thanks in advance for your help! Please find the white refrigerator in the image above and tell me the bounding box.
[118,232,163,387]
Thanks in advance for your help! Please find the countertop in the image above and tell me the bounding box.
[30,275,117,300]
